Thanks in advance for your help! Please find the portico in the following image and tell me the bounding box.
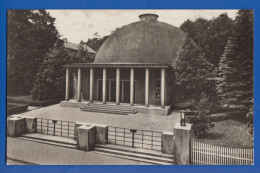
[64,63,169,109]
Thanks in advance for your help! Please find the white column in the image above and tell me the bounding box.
[116,68,120,105]
[130,68,134,106]
[65,68,70,101]
[102,68,107,104]
[89,68,94,103]
[161,68,166,108]
[145,68,149,107]
[109,80,111,102]
[77,68,81,102]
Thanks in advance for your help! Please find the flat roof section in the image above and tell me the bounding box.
[66,63,170,68]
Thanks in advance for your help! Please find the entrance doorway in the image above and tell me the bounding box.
[97,79,136,103]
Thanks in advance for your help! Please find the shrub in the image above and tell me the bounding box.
[191,93,215,138]
[246,102,254,135]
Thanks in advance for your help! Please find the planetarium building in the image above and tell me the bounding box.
[61,14,186,115]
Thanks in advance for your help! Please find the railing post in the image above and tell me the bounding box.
[52,120,57,136]
[132,131,135,147]
[47,120,49,135]
[115,128,116,144]
[53,122,56,136]
[142,131,143,148]
[124,129,125,145]
[41,119,42,133]
[151,132,153,150]
[61,121,62,136]
[130,129,136,148]
[68,122,69,138]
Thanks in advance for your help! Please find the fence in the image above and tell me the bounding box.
[192,140,254,165]
[36,118,75,139]
[108,126,162,151]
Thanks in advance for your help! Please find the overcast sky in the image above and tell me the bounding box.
[47,10,238,43]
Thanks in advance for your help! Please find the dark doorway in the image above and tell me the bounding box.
[98,79,135,103]
[122,81,130,103]
[110,80,116,102]
[97,80,109,101]
[98,80,102,101]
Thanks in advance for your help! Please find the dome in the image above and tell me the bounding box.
[94,14,186,64]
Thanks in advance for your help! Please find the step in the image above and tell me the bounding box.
[82,107,136,113]
[17,136,77,149]
[81,105,134,111]
[82,105,136,112]
[21,133,77,145]
[93,151,172,165]
[95,144,172,159]
[94,147,173,163]
[89,103,133,108]
[86,103,133,108]
[81,109,129,115]
[81,107,136,114]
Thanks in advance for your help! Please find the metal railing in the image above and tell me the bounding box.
[36,118,75,139]
[108,126,162,151]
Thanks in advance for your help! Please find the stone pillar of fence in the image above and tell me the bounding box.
[7,116,25,137]
[7,115,37,137]
[74,122,86,140]
[173,123,192,165]
[77,124,96,151]
[95,124,108,144]
[74,122,108,145]
[162,131,174,154]
[24,116,37,133]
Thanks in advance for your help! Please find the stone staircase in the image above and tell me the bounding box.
[93,144,173,165]
[80,103,137,115]
[16,134,173,165]
[17,133,77,149]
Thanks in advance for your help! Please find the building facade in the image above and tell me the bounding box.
[61,14,186,115]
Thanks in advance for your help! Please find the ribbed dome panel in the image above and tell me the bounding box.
[94,18,186,64]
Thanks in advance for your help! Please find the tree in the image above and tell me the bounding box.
[31,40,73,101]
[180,18,210,49]
[180,14,234,67]
[217,10,253,112]
[7,10,60,95]
[191,93,215,138]
[171,37,215,102]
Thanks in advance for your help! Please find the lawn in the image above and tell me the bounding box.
[194,117,254,149]
[7,95,61,107]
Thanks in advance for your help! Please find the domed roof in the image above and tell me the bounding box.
[94,14,186,64]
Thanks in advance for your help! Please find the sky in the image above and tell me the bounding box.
[47,10,238,44]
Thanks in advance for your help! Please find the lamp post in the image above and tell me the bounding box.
[180,110,186,126]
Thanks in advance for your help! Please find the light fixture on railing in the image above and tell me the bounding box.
[180,110,186,126]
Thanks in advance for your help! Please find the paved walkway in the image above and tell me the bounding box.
[14,104,180,132]
[7,137,151,165]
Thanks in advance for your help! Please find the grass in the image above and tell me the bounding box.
[194,117,254,149]
[7,95,61,107]
[7,103,28,116]
[8,95,34,100]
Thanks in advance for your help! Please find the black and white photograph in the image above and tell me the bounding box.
[6,9,254,165]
